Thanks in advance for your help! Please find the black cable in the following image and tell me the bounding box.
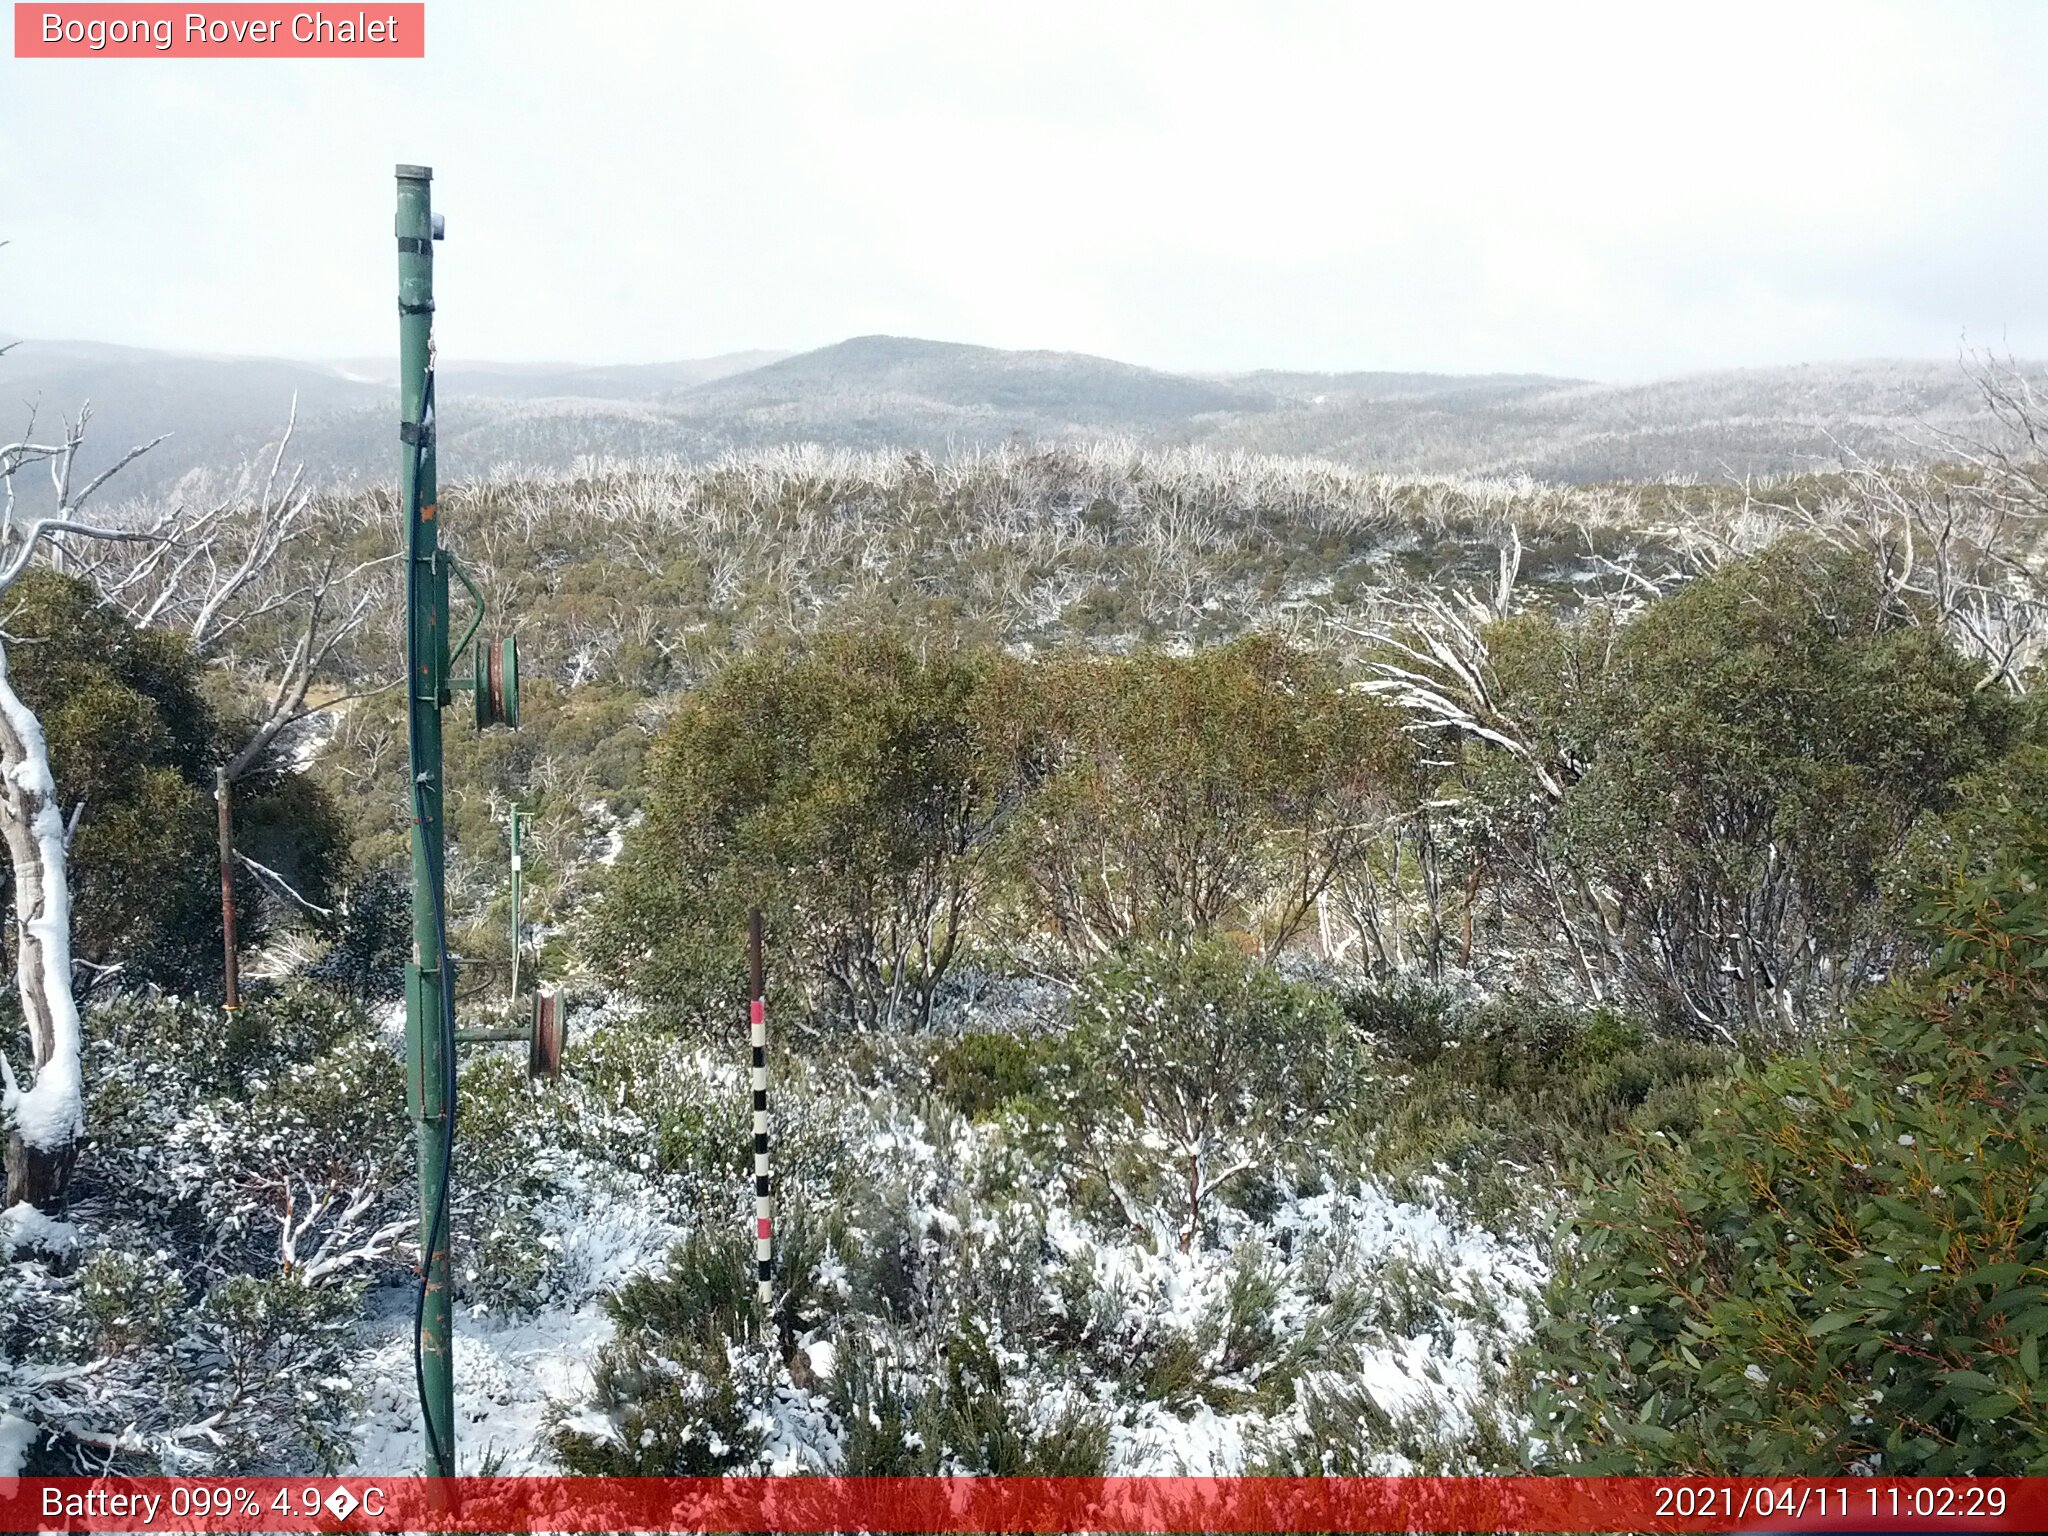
[405,363,459,1477]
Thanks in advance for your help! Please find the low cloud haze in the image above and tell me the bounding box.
[3,0,2044,379]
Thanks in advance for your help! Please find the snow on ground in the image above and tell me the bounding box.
[0,1410,36,1479]
[584,802,632,868]
[344,1006,1545,1476]
[0,1201,77,1260]
[349,1285,616,1474]
[346,1173,685,1473]
[345,1060,687,1475]
[925,964,1072,1037]
[1047,1183,1544,1474]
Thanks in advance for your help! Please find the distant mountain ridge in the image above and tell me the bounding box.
[0,332,2029,503]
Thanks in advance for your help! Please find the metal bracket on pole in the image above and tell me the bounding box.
[449,985,567,1079]
[447,554,486,673]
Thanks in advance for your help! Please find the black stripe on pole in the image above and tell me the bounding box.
[752,1045,766,1069]
[756,1174,771,1196]
[753,1089,767,1111]
[754,1131,768,1153]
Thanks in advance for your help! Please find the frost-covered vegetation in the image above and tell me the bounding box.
[13,335,2043,506]
[6,373,2048,1475]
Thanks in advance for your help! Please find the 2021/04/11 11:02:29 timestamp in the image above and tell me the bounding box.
[1656,1480,2010,1524]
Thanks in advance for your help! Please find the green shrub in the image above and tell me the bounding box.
[549,1229,774,1475]
[1060,941,1356,1247]
[1340,981,1458,1064]
[1334,991,1725,1232]
[928,1031,1059,1121]
[187,1272,363,1470]
[1528,827,2048,1473]
[1002,636,1413,961]
[831,1323,1109,1475]
[214,981,376,1093]
[311,869,412,1004]
[61,1249,185,1358]
[1250,1372,1525,1475]
[588,633,1035,1033]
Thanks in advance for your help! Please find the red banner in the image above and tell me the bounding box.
[1,1476,2037,1533]
[13,4,425,58]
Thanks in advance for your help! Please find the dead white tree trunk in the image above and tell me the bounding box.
[0,404,178,1211]
[0,636,83,1209]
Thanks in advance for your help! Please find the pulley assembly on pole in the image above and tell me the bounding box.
[396,163,560,1480]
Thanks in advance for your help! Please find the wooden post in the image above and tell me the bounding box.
[216,766,240,1013]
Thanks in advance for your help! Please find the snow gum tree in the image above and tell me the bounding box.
[1009,636,1412,962]
[592,631,1039,1032]
[1375,540,2018,1038]
[0,412,177,1211]
[0,625,86,1211]
[0,393,353,1214]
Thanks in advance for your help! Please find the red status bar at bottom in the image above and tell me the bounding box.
[4,1476,2037,1533]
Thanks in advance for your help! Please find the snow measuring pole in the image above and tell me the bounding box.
[750,908,772,1310]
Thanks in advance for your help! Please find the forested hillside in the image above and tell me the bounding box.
[4,365,2047,1478]
[4,332,2035,505]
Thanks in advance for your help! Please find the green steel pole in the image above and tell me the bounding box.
[397,162,456,1479]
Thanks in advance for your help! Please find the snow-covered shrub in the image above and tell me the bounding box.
[182,1272,363,1469]
[523,991,1551,1479]
[55,1248,183,1358]
[549,1228,775,1474]
[1249,1372,1525,1475]
[1057,941,1359,1248]
[440,1009,885,1314]
[1,985,403,1473]
[863,1321,1109,1475]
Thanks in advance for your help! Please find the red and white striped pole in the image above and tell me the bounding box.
[748,907,772,1311]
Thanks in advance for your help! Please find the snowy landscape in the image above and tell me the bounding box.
[7,0,2048,1496]
[4,372,2047,1478]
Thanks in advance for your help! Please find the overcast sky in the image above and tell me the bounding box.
[2,1,2043,380]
